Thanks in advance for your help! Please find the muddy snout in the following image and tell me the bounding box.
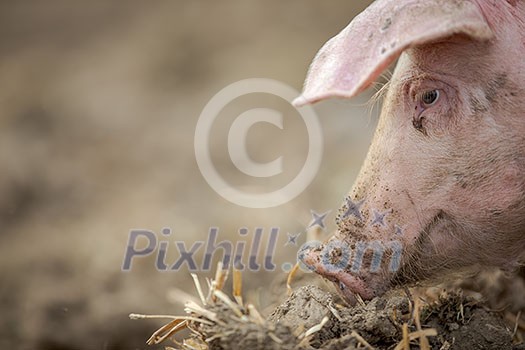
[298,236,403,303]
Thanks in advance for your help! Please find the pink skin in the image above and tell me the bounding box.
[296,0,525,302]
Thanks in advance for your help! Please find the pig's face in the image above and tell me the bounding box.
[296,0,525,302]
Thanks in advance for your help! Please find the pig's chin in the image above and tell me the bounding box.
[300,245,385,303]
[330,274,377,304]
[326,271,393,305]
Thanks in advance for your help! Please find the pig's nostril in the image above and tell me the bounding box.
[339,281,346,291]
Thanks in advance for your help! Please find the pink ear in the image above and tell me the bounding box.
[293,0,493,106]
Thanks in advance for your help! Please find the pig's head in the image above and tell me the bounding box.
[295,0,525,303]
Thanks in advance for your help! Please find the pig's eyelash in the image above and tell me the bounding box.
[370,79,391,105]
[366,77,392,119]
[379,69,394,82]
[369,69,393,104]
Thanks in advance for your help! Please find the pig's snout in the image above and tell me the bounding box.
[298,237,402,303]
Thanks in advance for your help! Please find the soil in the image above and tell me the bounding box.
[154,268,525,350]
[269,286,512,350]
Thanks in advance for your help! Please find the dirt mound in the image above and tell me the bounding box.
[134,268,524,350]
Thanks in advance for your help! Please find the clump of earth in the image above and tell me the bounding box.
[148,268,525,350]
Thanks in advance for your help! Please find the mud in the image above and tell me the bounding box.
[170,269,525,350]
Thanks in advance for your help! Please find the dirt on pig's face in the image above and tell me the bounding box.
[299,2,525,303]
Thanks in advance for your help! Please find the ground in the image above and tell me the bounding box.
[135,267,525,349]
[2,2,524,349]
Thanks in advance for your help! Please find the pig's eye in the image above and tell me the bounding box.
[421,89,440,106]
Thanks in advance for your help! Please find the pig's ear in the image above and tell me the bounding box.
[294,0,493,106]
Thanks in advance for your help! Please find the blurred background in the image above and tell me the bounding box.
[0,1,380,349]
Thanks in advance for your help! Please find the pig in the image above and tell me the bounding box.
[294,0,525,303]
